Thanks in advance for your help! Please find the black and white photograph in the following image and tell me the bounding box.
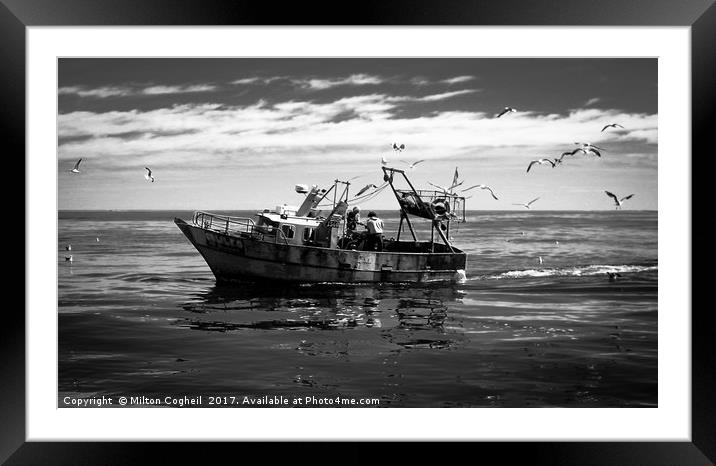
[57,57,659,409]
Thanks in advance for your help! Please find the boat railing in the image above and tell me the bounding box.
[192,211,256,235]
[193,211,290,245]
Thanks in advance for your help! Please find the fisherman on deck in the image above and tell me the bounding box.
[365,211,384,252]
[346,206,362,235]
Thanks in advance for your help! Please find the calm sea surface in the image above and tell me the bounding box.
[58,210,657,407]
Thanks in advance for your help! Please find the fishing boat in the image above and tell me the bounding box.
[174,167,467,283]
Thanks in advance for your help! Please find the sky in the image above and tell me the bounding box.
[58,58,657,211]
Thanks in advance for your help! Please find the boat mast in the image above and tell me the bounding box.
[381,167,459,253]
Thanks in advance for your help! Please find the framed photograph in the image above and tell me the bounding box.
[5,0,709,463]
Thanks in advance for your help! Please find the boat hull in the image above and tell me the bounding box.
[175,218,467,283]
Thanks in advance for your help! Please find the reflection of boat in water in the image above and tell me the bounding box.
[178,282,461,338]
[175,168,467,283]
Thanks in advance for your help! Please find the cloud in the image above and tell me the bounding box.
[59,86,133,98]
[294,74,384,90]
[141,84,217,95]
[229,74,477,90]
[230,76,287,85]
[441,75,476,85]
[58,96,657,173]
[416,89,478,101]
[59,83,218,98]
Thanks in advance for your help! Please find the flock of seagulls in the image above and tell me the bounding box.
[375,112,633,210]
[69,158,156,183]
[373,108,636,211]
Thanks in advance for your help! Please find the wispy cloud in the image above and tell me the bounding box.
[59,86,133,98]
[230,74,477,90]
[230,76,287,85]
[294,74,384,90]
[59,83,218,98]
[441,75,476,85]
[584,97,601,106]
[142,84,217,95]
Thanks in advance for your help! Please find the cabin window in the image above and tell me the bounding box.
[303,227,315,242]
[281,224,295,240]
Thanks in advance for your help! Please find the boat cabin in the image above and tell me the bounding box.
[254,211,326,247]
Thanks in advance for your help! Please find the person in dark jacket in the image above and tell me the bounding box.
[346,206,362,235]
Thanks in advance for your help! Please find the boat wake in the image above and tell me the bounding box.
[474,264,658,280]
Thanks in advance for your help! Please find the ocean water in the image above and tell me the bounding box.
[58,210,657,407]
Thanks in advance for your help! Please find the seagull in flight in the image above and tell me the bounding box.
[526,158,556,173]
[496,107,517,118]
[605,191,634,209]
[572,146,602,157]
[561,148,583,158]
[512,197,540,209]
[392,143,406,152]
[355,184,378,196]
[606,271,623,281]
[402,159,425,170]
[428,181,463,195]
[70,158,82,173]
[461,184,498,200]
[144,167,155,182]
[575,142,604,156]
[601,123,624,132]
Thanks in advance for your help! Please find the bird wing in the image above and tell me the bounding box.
[461,184,479,192]
[448,180,464,190]
[604,191,619,203]
[546,159,555,167]
[356,184,372,196]
[145,167,152,175]
[620,194,634,202]
[411,160,425,167]
[527,197,540,205]
[588,148,601,157]
[496,108,508,118]
[485,186,498,200]
[527,161,537,173]
[74,158,82,169]
[601,125,609,132]
[428,182,448,193]
[615,124,624,128]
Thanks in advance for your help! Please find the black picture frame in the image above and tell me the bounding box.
[4,0,709,463]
